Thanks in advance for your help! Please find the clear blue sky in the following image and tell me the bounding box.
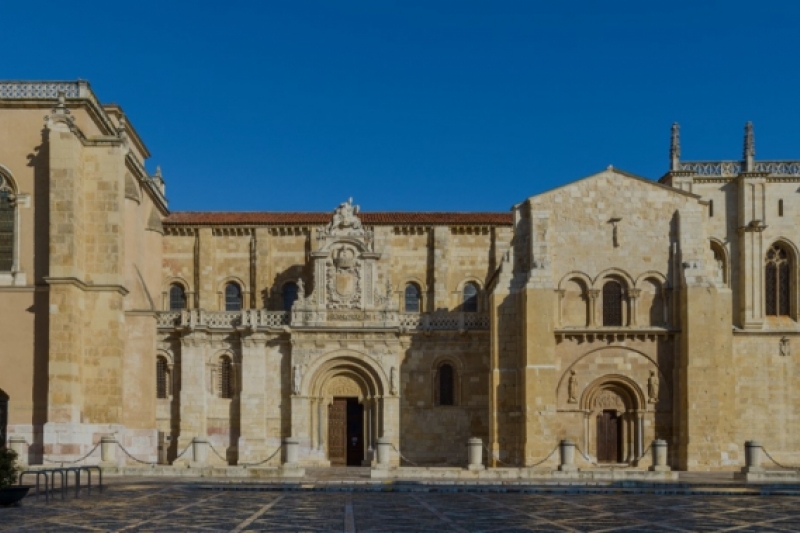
[2,1,799,212]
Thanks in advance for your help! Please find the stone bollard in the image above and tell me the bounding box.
[558,439,577,472]
[649,439,670,472]
[8,436,28,466]
[191,437,208,466]
[376,437,391,467]
[467,438,484,471]
[100,436,117,465]
[283,437,299,466]
[742,440,764,473]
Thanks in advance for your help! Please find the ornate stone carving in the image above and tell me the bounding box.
[326,376,362,398]
[390,367,398,395]
[648,371,659,403]
[595,390,624,411]
[780,336,791,357]
[324,197,364,237]
[567,370,578,403]
[292,364,302,395]
[326,245,362,309]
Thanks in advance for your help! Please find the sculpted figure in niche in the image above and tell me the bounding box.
[567,370,578,403]
[297,278,305,300]
[292,364,302,395]
[390,366,398,395]
[648,371,659,404]
[780,337,791,357]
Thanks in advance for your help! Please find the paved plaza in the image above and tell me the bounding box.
[3,478,800,532]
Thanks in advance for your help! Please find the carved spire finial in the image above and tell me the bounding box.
[155,165,162,178]
[670,122,680,171]
[743,121,755,169]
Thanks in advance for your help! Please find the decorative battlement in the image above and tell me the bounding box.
[678,161,800,178]
[156,309,489,332]
[0,81,85,99]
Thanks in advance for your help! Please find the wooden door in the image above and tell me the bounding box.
[328,399,347,466]
[596,410,621,463]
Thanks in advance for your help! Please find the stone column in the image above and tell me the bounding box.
[376,437,391,467]
[738,173,768,329]
[237,334,269,464]
[559,439,577,472]
[100,436,117,466]
[467,438,484,470]
[650,439,670,471]
[555,289,565,327]
[741,440,764,473]
[587,290,600,326]
[175,332,209,465]
[628,289,641,326]
[382,394,401,467]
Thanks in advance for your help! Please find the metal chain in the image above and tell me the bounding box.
[390,443,419,467]
[173,442,193,461]
[240,444,283,468]
[762,448,800,471]
[206,442,229,463]
[115,441,159,466]
[524,444,560,468]
[42,442,100,465]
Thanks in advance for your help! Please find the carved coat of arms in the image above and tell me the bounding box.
[327,245,362,309]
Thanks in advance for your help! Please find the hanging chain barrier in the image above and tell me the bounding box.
[521,444,560,469]
[207,442,229,463]
[390,443,419,467]
[173,441,193,461]
[115,441,160,466]
[761,447,800,471]
[240,444,283,468]
[42,442,100,465]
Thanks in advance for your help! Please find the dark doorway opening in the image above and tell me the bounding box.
[328,397,364,466]
[597,410,621,463]
[0,390,8,448]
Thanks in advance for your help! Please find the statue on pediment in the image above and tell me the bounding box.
[325,197,364,236]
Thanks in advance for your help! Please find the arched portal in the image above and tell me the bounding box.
[293,353,394,467]
[581,376,644,464]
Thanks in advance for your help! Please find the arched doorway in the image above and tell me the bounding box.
[581,377,644,464]
[298,354,392,467]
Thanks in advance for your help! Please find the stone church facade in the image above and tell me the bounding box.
[1,81,799,471]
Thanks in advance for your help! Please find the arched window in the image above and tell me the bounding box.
[156,356,169,399]
[404,283,421,313]
[219,356,234,399]
[169,284,187,311]
[765,244,791,316]
[463,282,479,313]
[283,282,299,311]
[437,364,455,406]
[0,389,7,447]
[0,172,16,272]
[224,282,242,311]
[602,281,623,326]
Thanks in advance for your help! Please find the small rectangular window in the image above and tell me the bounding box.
[779,199,784,217]
[709,199,714,218]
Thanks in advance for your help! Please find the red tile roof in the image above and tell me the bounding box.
[163,211,513,226]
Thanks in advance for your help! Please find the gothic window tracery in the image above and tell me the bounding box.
[404,283,421,313]
[765,244,791,316]
[463,282,479,313]
[602,281,623,326]
[169,284,187,311]
[224,282,242,311]
[0,172,16,272]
